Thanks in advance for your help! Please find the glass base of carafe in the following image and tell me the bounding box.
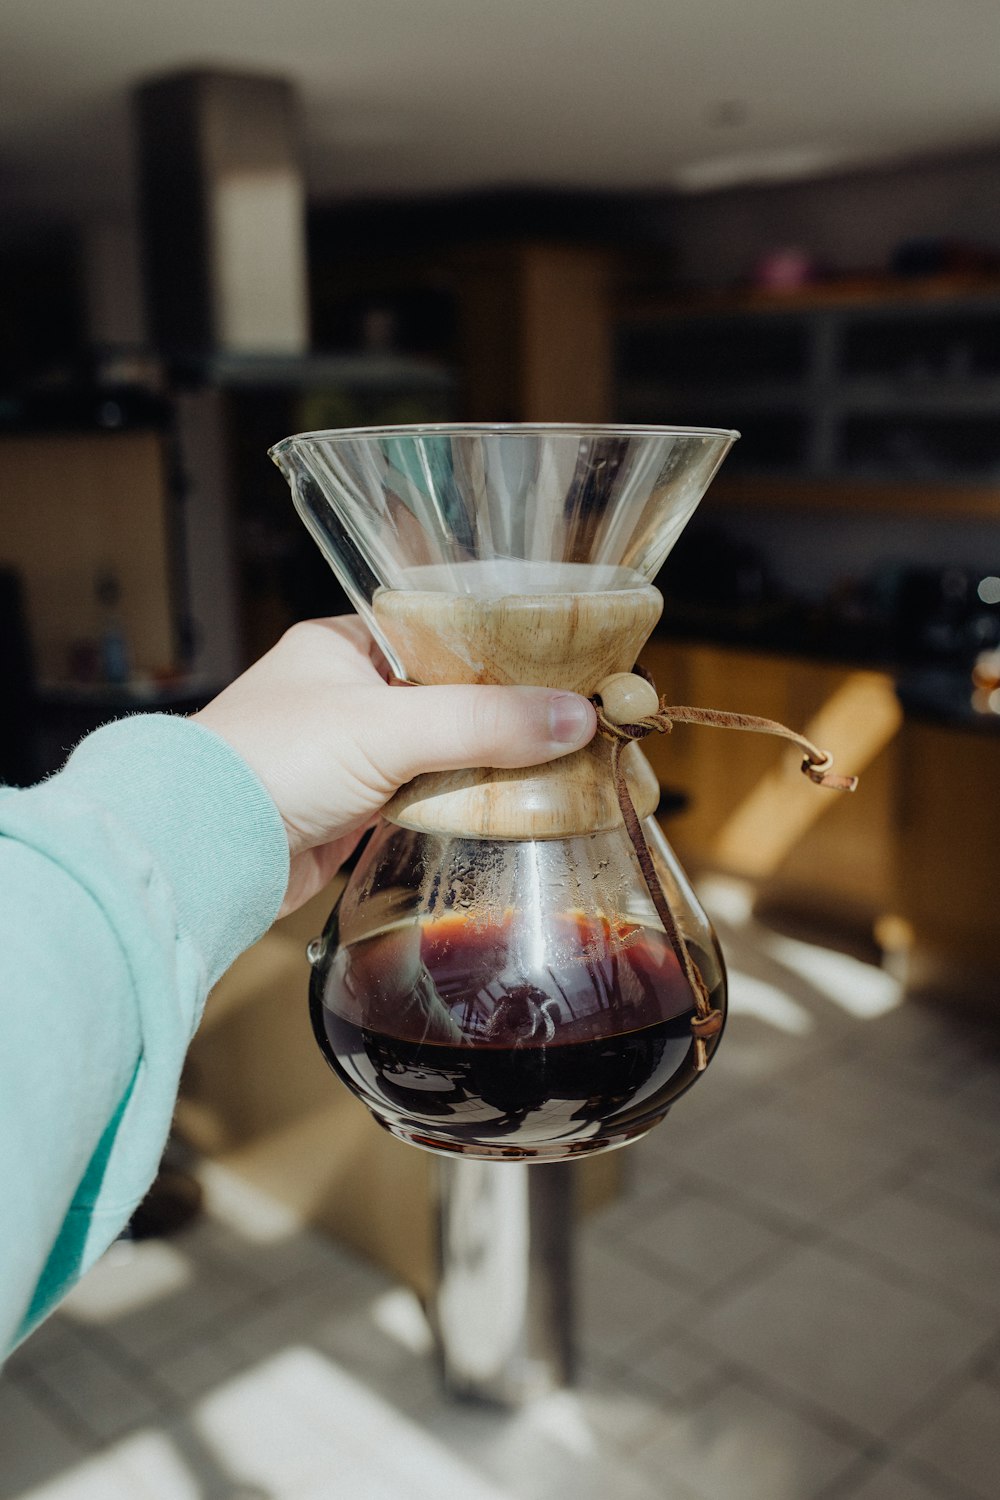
[372,1113,670,1162]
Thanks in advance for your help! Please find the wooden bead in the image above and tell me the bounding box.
[595,672,660,724]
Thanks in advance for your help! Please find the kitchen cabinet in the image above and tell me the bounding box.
[641,636,1000,1000]
[617,287,1000,516]
[639,639,902,929]
[311,239,614,423]
[893,718,1000,1002]
[442,243,613,421]
[0,430,177,682]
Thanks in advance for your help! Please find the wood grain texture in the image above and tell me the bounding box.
[640,639,901,926]
[375,581,663,838]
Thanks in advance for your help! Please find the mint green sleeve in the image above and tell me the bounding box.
[0,715,289,1356]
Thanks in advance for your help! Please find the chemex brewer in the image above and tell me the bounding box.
[270,423,745,1161]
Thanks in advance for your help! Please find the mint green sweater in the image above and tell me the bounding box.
[0,715,289,1357]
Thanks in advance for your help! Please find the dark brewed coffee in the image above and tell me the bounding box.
[311,912,724,1159]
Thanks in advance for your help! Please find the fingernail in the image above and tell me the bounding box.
[548,693,595,745]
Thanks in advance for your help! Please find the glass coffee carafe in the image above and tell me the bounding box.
[270,424,738,1161]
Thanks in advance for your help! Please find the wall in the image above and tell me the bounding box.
[664,144,1000,287]
[81,210,147,347]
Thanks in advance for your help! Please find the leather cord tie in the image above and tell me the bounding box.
[593,676,858,1073]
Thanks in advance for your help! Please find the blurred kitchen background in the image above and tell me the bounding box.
[3,5,1000,1500]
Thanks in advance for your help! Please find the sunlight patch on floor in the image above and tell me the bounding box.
[196,1160,305,1244]
[192,1346,513,1500]
[60,1240,193,1326]
[530,1389,601,1459]
[726,970,816,1036]
[370,1287,435,1356]
[696,875,756,928]
[761,932,903,1020]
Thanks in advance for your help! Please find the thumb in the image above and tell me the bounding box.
[360,684,597,785]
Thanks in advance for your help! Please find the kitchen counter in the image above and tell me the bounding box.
[652,607,999,734]
[654,602,901,670]
[894,666,1000,733]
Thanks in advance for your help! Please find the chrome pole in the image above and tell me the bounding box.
[431,1157,574,1405]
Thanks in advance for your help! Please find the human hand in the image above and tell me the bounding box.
[192,617,597,915]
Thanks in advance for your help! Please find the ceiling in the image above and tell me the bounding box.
[5,0,1000,221]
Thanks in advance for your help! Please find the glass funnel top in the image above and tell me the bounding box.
[270,425,738,619]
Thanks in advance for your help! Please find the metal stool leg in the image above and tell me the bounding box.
[430,1157,574,1405]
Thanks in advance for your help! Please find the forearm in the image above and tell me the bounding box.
[0,716,288,1353]
[0,840,142,1348]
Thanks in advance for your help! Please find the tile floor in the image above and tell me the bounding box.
[3,881,1000,1500]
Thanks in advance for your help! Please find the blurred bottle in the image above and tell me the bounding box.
[95,569,131,685]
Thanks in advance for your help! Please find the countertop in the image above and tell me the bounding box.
[651,610,1000,734]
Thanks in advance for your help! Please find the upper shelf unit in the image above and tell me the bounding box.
[615,289,1000,487]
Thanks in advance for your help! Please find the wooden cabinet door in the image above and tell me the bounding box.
[639,640,901,926]
[895,722,1000,975]
[0,432,175,680]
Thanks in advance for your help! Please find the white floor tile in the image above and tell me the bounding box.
[847,1459,968,1500]
[697,1242,988,1439]
[829,1186,1000,1314]
[30,1345,162,1444]
[633,1377,862,1500]
[216,1285,335,1364]
[152,1341,250,1406]
[5,1317,93,1375]
[620,1186,794,1292]
[629,1332,728,1405]
[783,1054,999,1165]
[175,1215,386,1298]
[100,1433,205,1500]
[626,1131,695,1192]
[418,1395,683,1500]
[111,1423,267,1500]
[577,1238,693,1362]
[191,1346,515,1500]
[908,1154,1000,1236]
[676,1093,915,1227]
[702,976,853,1090]
[161,1216,270,1287]
[633,1073,763,1159]
[7,1452,152,1500]
[586,1172,681,1242]
[535,1366,671,1453]
[93,1262,262,1362]
[0,1379,86,1497]
[59,1241,195,1328]
[706,1025,841,1092]
[305,1301,441,1411]
[862,1001,998,1097]
[204,1281,440,1423]
[902,1379,1000,1500]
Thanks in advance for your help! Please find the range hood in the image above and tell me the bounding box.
[134,69,310,358]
